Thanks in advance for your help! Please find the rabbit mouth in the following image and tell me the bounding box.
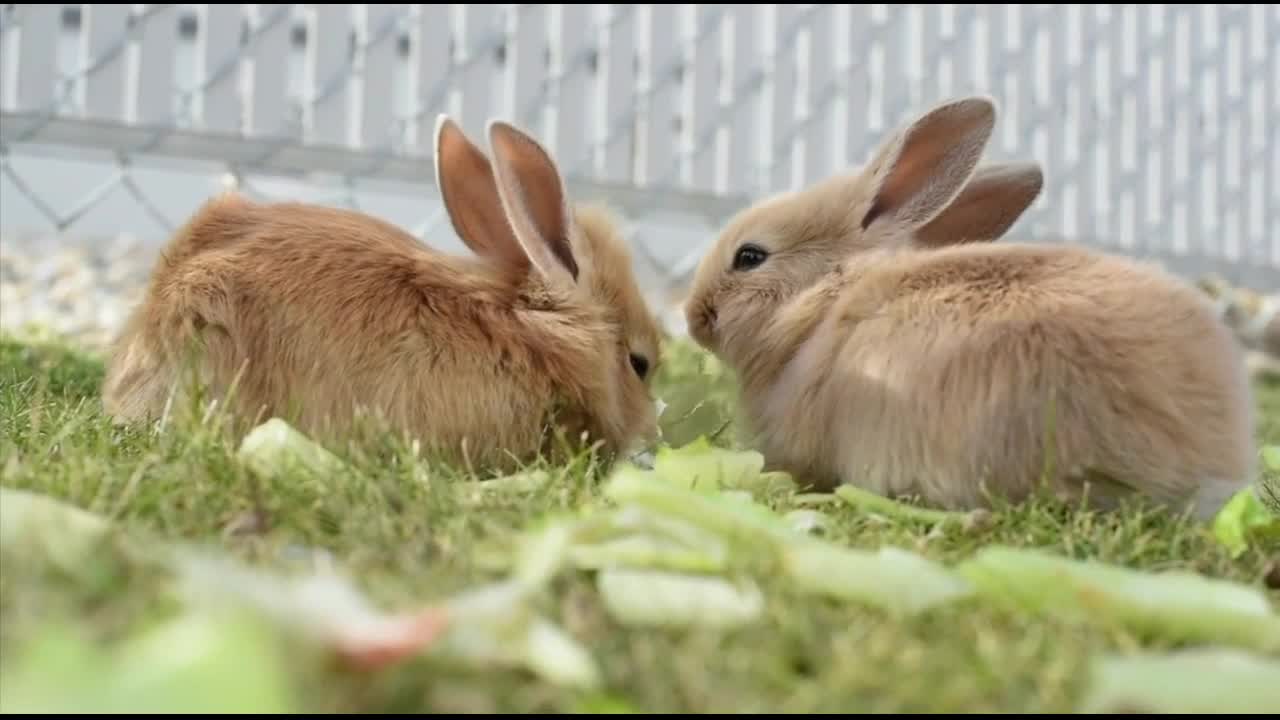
[686,303,718,347]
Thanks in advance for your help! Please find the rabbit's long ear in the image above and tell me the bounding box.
[859,96,997,235]
[913,162,1044,247]
[434,114,529,269]
[487,119,580,290]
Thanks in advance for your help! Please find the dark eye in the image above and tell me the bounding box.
[733,243,768,271]
[628,352,649,379]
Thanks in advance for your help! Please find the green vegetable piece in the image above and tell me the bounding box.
[0,487,112,573]
[1212,485,1280,559]
[835,485,966,525]
[782,542,973,614]
[237,418,346,480]
[569,535,728,574]
[514,519,577,590]
[597,569,764,629]
[603,464,797,549]
[590,506,731,551]
[522,618,602,690]
[756,471,800,494]
[652,436,763,491]
[1263,445,1280,472]
[0,611,295,714]
[1078,648,1280,713]
[650,437,797,496]
[957,546,1280,653]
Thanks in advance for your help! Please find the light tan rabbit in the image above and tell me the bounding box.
[102,116,664,472]
[683,95,1255,520]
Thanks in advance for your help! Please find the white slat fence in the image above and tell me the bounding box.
[0,4,1276,293]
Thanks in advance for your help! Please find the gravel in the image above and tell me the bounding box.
[1,233,156,351]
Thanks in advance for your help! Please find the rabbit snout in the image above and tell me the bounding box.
[685,298,718,347]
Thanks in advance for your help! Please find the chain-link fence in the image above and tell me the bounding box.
[2,4,1278,345]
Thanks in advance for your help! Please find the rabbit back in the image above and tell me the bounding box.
[767,241,1257,519]
[102,193,616,469]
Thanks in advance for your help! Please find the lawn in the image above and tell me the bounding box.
[1,331,1278,713]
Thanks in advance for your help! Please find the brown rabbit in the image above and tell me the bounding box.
[683,95,1256,520]
[102,116,664,472]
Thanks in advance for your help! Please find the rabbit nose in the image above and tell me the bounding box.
[685,301,717,344]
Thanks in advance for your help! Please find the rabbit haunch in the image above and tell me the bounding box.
[683,95,1255,520]
[102,118,663,472]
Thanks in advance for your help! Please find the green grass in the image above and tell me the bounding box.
[1,332,1278,713]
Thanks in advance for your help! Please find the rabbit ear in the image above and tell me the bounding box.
[486,119,580,290]
[433,114,529,269]
[860,96,997,234]
[913,162,1044,247]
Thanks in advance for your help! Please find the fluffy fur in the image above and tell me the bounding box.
[683,95,1256,520]
[102,116,663,472]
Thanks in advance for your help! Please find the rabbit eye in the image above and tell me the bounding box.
[733,244,768,271]
[629,353,650,379]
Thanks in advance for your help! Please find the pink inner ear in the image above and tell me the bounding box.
[886,139,952,206]
[436,121,529,269]
[489,122,581,285]
[914,163,1044,247]
[502,145,578,280]
[866,98,995,231]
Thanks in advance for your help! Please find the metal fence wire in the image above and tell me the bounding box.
[1,4,1278,332]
